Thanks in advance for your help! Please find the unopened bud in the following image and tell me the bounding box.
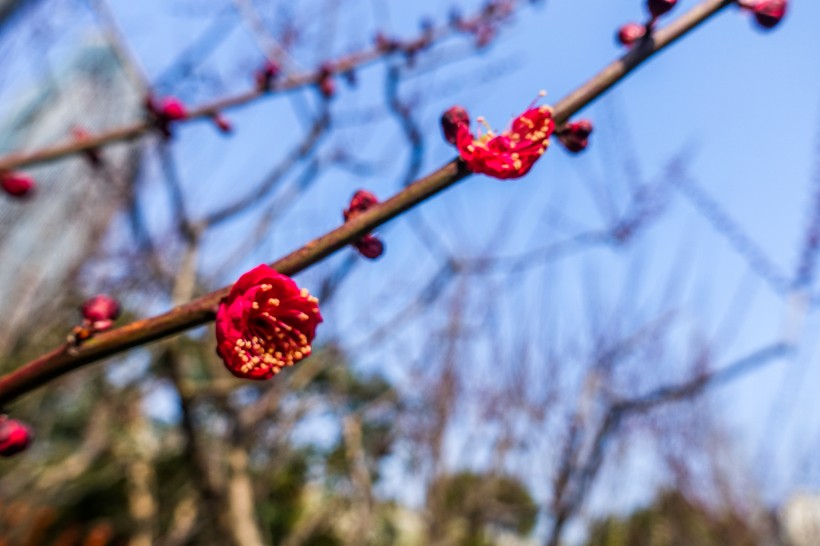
[343,190,385,259]
[749,0,787,29]
[355,235,385,260]
[159,97,188,121]
[441,106,470,145]
[212,114,233,134]
[255,60,281,91]
[81,294,121,324]
[617,22,646,47]
[647,0,677,18]
[0,416,32,457]
[1,172,35,198]
[317,63,336,99]
[344,189,380,220]
[558,119,594,153]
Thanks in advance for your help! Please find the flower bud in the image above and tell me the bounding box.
[0,416,32,457]
[558,119,593,153]
[1,172,35,198]
[617,22,646,47]
[441,106,470,145]
[81,294,121,324]
[344,189,379,220]
[255,60,281,91]
[343,190,385,259]
[159,97,188,121]
[647,0,677,18]
[212,114,233,134]
[750,0,787,29]
[355,235,385,260]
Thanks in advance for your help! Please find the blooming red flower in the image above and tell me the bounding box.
[216,265,322,380]
[453,105,555,179]
[343,190,385,260]
[0,416,32,457]
[617,22,646,47]
[1,172,35,198]
[647,0,677,18]
[557,119,594,153]
[749,0,787,29]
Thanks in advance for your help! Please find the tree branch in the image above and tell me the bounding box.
[0,0,736,406]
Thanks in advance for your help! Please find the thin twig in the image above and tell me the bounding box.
[0,1,519,173]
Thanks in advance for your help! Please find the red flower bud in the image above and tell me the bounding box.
[343,190,385,260]
[159,97,188,121]
[441,106,470,145]
[1,172,35,198]
[558,119,594,153]
[617,22,646,47]
[317,64,336,99]
[749,0,787,29]
[354,235,385,260]
[81,294,121,324]
[215,265,322,380]
[145,95,188,138]
[0,416,32,457]
[255,60,281,91]
[647,0,677,18]
[212,114,233,134]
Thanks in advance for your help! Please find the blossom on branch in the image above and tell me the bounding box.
[216,265,322,380]
[617,22,646,47]
[447,102,555,179]
[343,190,385,260]
[0,416,32,457]
[81,294,121,332]
[557,119,594,153]
[69,294,122,345]
[0,172,35,198]
[742,0,787,29]
[255,60,281,91]
[441,106,470,145]
[145,95,188,138]
[647,0,677,19]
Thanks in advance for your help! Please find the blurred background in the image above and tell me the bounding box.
[0,0,818,544]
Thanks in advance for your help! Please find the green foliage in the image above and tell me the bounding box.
[427,471,538,545]
[584,490,764,546]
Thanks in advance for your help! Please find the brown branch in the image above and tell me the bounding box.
[0,0,736,407]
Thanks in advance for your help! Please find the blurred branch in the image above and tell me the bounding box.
[0,0,738,406]
[544,341,790,546]
[0,0,522,173]
[202,108,330,227]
